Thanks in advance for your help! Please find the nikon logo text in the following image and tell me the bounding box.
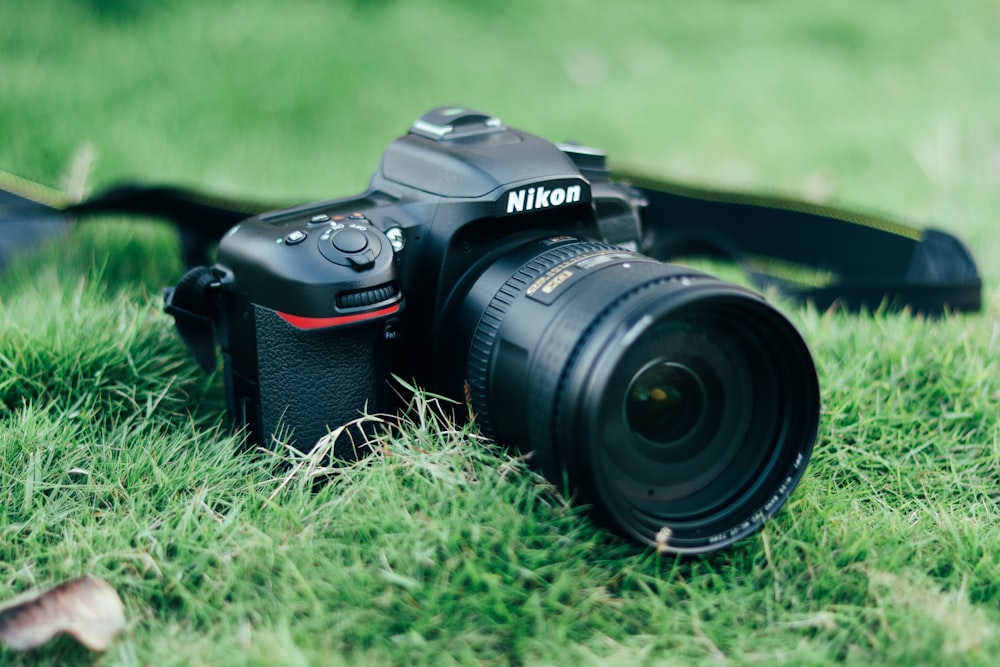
[505,184,582,214]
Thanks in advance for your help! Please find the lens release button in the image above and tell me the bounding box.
[331,228,368,253]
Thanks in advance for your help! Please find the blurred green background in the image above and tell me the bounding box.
[2,2,999,664]
[4,0,998,295]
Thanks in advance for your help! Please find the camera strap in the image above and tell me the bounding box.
[622,171,982,314]
[0,169,981,316]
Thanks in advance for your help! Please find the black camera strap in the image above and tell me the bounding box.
[0,169,981,318]
[622,171,981,314]
[0,176,281,270]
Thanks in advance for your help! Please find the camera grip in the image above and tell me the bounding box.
[253,305,395,457]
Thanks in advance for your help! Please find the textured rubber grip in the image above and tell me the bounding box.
[253,305,394,457]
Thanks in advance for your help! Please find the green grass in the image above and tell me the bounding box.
[2,0,999,664]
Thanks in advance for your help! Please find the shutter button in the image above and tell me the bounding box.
[331,228,368,253]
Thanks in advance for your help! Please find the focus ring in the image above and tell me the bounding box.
[465,241,611,436]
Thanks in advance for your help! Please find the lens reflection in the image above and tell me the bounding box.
[626,361,705,445]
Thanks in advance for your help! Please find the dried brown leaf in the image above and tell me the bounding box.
[0,575,125,652]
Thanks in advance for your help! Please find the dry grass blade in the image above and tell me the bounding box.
[267,414,388,501]
[0,575,126,652]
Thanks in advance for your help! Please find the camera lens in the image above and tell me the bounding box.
[454,238,819,553]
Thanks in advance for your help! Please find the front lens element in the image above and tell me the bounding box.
[626,361,706,445]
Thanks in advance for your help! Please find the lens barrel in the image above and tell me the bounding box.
[456,238,819,553]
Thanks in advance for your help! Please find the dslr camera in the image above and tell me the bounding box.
[169,106,819,553]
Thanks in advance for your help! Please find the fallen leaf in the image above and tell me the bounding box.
[0,575,125,652]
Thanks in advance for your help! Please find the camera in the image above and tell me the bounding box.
[169,106,820,553]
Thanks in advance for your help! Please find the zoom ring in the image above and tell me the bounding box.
[465,241,611,436]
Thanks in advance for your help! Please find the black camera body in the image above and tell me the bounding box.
[216,107,641,448]
[204,106,820,552]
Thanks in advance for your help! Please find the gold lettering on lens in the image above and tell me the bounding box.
[541,270,574,294]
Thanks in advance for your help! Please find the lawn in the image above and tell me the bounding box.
[1,0,998,664]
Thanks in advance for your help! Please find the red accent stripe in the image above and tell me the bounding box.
[276,303,401,330]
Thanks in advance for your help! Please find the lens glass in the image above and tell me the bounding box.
[626,361,705,445]
[592,310,775,524]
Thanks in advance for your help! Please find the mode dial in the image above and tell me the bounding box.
[317,216,384,270]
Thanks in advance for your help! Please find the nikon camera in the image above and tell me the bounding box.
[183,106,819,553]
